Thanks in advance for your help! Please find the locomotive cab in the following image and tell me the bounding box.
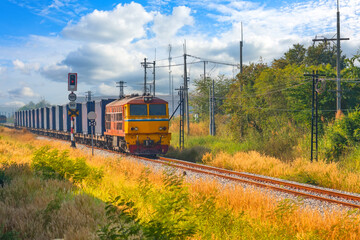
[104,95,171,155]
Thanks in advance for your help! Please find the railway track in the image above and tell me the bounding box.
[2,123,360,209]
[137,156,360,209]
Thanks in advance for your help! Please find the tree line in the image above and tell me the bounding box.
[190,43,360,160]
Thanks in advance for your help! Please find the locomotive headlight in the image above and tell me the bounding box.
[159,127,167,131]
[131,127,138,131]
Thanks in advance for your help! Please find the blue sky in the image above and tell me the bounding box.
[0,0,359,111]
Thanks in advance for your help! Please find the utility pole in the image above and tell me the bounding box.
[312,0,349,112]
[336,0,342,112]
[168,44,172,95]
[172,75,174,114]
[183,40,190,135]
[212,78,216,136]
[209,78,216,136]
[168,44,173,113]
[116,81,126,99]
[176,86,185,150]
[141,58,155,96]
[153,61,156,97]
[209,80,212,136]
[304,71,324,162]
[85,91,92,101]
[204,61,213,135]
[240,22,243,74]
[141,58,148,95]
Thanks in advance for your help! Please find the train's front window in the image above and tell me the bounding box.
[130,104,147,116]
[149,104,166,116]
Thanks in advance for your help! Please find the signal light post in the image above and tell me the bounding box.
[68,73,78,148]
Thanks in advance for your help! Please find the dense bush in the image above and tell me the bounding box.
[323,110,360,161]
[165,145,210,163]
[98,169,196,240]
[31,146,103,184]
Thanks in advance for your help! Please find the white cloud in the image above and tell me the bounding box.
[40,64,71,82]
[2,0,360,106]
[46,42,145,84]
[8,87,38,98]
[62,2,153,44]
[4,101,25,107]
[98,83,118,96]
[153,6,194,40]
[12,59,40,75]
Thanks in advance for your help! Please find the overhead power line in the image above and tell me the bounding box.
[155,61,203,68]
[186,54,238,67]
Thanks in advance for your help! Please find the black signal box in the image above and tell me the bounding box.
[68,73,77,91]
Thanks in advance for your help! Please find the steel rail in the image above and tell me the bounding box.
[152,156,360,209]
[158,157,360,203]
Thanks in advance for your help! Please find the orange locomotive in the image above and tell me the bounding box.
[104,94,171,155]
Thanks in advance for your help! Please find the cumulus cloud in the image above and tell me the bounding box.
[2,0,360,106]
[57,43,146,85]
[153,6,194,40]
[203,0,360,62]
[4,101,25,107]
[62,2,153,44]
[98,83,118,96]
[13,59,40,75]
[8,87,38,99]
[40,64,71,82]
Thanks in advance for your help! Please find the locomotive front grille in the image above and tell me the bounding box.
[143,139,154,147]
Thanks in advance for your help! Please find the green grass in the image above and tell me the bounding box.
[171,133,250,154]
[167,133,262,163]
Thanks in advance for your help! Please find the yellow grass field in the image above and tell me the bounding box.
[1,127,360,239]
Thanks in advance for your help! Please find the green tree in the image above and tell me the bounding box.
[18,99,51,110]
[305,42,346,68]
[190,75,231,120]
[284,44,306,65]
[273,43,346,69]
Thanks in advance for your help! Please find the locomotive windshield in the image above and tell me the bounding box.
[130,104,147,116]
[149,104,166,116]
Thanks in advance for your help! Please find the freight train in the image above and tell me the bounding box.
[15,94,171,155]
[0,115,6,123]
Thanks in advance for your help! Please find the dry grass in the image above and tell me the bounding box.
[202,151,360,193]
[1,127,360,239]
[0,165,106,239]
[170,118,209,136]
[169,115,231,138]
[189,178,360,239]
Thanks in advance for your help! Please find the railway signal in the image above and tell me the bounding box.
[68,73,77,91]
[88,111,97,156]
[68,73,78,148]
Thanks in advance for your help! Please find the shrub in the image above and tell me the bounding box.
[0,224,20,240]
[31,146,103,184]
[97,197,143,240]
[165,145,210,163]
[323,109,360,161]
[98,170,197,240]
[142,169,196,239]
